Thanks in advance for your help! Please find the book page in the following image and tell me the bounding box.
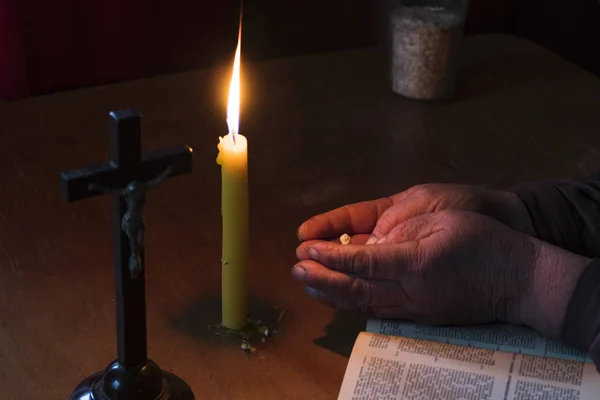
[367,319,590,363]
[338,332,600,400]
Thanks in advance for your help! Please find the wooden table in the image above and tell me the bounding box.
[1,34,600,399]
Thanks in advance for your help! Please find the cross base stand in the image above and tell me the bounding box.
[70,359,194,400]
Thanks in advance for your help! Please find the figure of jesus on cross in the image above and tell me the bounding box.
[88,164,174,279]
[60,109,194,400]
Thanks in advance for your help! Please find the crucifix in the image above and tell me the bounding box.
[60,110,195,400]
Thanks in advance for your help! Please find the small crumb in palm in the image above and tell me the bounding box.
[340,233,351,245]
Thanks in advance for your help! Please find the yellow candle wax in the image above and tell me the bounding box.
[217,133,249,329]
[217,16,248,330]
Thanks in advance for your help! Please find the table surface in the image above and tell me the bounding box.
[1,34,600,400]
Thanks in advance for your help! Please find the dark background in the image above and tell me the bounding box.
[1,0,599,100]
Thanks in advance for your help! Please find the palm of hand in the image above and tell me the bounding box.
[296,209,536,326]
[295,184,591,339]
[367,183,533,243]
[379,211,535,325]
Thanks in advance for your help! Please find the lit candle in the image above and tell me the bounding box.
[216,24,248,330]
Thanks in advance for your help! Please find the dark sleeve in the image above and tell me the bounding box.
[510,173,600,258]
[561,258,600,370]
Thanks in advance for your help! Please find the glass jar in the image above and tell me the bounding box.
[388,0,468,101]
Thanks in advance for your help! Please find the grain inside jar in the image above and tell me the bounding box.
[390,4,465,101]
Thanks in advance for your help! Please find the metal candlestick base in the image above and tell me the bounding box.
[70,359,194,400]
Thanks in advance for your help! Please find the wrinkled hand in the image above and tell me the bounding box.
[296,210,534,325]
[297,183,535,244]
[294,210,590,338]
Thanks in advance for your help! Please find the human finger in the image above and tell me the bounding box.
[307,242,417,279]
[366,193,436,244]
[292,260,368,303]
[375,212,443,244]
[350,234,370,245]
[297,198,393,241]
[297,234,371,260]
[297,240,326,261]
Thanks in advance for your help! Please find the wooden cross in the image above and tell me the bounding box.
[60,109,193,370]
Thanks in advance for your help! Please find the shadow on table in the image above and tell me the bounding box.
[171,293,284,347]
[172,294,366,357]
[313,311,367,358]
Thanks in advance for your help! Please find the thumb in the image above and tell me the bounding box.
[307,241,418,279]
[375,212,443,245]
[366,195,435,244]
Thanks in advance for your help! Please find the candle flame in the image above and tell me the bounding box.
[227,23,242,139]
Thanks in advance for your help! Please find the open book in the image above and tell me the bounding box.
[338,320,600,399]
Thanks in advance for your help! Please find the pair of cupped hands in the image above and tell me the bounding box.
[293,184,591,339]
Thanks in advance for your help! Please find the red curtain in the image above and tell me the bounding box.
[0,0,28,99]
[0,0,235,100]
[0,0,151,99]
